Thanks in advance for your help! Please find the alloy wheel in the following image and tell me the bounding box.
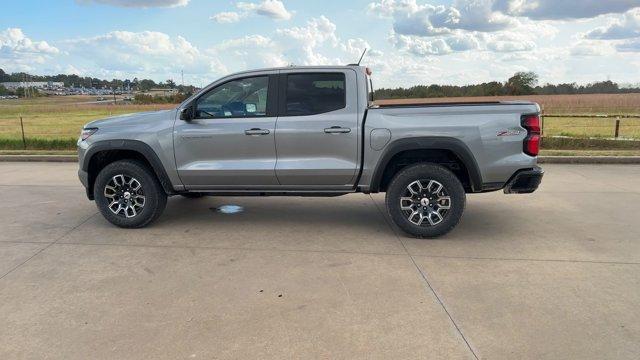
[103,174,145,218]
[400,179,451,226]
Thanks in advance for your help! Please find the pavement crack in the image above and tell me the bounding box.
[368,195,479,360]
[0,212,98,281]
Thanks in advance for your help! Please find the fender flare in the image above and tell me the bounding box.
[369,136,483,192]
[82,139,175,196]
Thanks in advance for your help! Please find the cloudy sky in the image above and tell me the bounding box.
[2,0,640,87]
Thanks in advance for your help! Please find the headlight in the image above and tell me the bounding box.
[80,128,98,141]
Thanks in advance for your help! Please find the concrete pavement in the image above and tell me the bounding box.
[0,163,639,359]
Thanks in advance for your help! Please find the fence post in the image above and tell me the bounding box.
[614,118,620,139]
[540,106,544,136]
[19,116,26,150]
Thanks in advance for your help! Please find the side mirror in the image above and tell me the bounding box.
[179,106,193,121]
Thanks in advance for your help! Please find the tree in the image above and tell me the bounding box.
[506,72,538,95]
[165,79,176,89]
[0,84,11,95]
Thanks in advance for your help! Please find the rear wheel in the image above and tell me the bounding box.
[386,163,465,238]
[94,160,167,228]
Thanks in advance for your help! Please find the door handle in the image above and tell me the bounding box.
[324,126,351,134]
[244,128,270,136]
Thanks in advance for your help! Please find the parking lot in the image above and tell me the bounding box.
[1,162,639,359]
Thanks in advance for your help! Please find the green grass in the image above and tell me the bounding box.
[0,137,77,150]
[542,116,640,139]
[0,96,175,141]
[541,137,640,150]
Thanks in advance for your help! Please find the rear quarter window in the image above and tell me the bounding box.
[285,73,346,116]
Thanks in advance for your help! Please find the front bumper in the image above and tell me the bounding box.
[503,166,544,194]
[78,168,94,200]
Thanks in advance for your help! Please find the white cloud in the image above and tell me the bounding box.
[367,0,516,36]
[0,28,60,72]
[483,32,535,52]
[76,0,189,8]
[585,8,640,39]
[276,16,340,64]
[570,41,613,56]
[493,0,640,20]
[238,0,293,20]
[64,31,221,77]
[207,17,380,72]
[210,12,243,23]
[212,0,293,23]
[617,38,640,51]
[0,28,59,56]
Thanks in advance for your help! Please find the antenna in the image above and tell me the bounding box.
[348,48,368,66]
[357,48,367,66]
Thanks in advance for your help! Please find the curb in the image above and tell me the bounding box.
[538,156,640,164]
[1,155,640,164]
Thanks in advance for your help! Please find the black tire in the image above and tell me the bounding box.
[180,193,206,199]
[385,163,465,238]
[94,160,167,228]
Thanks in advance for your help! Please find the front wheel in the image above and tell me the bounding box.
[94,160,167,228]
[385,163,466,238]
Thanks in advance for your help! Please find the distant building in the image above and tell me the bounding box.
[1,81,65,90]
[145,88,179,96]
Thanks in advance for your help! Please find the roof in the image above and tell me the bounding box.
[226,65,364,77]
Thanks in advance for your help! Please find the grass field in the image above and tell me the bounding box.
[1,94,639,150]
[0,96,175,149]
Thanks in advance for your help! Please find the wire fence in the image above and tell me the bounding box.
[541,113,640,140]
[1,111,640,150]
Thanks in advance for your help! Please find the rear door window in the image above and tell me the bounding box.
[285,73,345,116]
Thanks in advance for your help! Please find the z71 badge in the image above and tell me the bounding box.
[497,129,523,137]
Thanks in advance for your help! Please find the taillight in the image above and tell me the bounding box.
[522,115,540,156]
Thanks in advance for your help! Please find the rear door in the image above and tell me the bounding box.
[274,70,359,186]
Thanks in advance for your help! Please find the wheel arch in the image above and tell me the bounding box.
[369,137,483,193]
[82,140,175,200]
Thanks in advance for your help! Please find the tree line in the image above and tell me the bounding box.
[2,68,639,99]
[374,72,640,99]
[0,68,197,94]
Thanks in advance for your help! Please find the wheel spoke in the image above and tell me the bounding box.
[437,196,451,209]
[430,181,443,195]
[104,185,117,198]
[428,210,443,225]
[408,210,422,225]
[400,197,415,211]
[112,175,125,186]
[407,181,422,195]
[133,195,145,207]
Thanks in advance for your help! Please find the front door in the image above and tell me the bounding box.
[274,71,359,186]
[174,74,279,188]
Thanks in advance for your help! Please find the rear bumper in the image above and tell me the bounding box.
[503,166,544,194]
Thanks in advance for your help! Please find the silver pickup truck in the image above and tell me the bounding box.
[78,65,543,237]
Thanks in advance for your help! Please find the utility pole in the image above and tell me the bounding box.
[181,70,184,87]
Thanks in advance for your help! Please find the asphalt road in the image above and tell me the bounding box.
[1,163,639,359]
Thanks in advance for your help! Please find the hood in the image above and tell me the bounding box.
[83,109,176,129]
